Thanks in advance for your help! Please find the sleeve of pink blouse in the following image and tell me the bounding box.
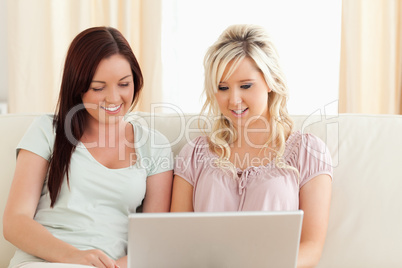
[174,136,206,186]
[298,133,333,188]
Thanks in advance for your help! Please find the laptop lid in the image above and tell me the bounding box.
[128,210,303,268]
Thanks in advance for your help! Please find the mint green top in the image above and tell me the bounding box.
[8,114,173,267]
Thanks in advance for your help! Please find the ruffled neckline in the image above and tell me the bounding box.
[200,131,302,176]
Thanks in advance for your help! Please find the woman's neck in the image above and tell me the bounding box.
[82,115,131,145]
[233,119,271,149]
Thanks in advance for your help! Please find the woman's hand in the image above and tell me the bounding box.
[62,249,119,268]
[115,255,127,268]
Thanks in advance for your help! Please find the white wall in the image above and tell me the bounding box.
[0,0,8,104]
[161,0,342,115]
[0,0,341,116]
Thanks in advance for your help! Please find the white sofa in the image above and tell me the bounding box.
[1,112,402,267]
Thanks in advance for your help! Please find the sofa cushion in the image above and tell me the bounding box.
[1,112,402,268]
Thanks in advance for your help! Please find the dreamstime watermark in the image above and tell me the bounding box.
[299,100,339,168]
[64,103,148,152]
[129,152,173,172]
[128,152,276,174]
[62,100,339,167]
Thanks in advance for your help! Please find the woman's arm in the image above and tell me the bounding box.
[3,150,118,268]
[142,170,174,212]
[170,175,194,212]
[297,174,332,268]
[115,170,173,268]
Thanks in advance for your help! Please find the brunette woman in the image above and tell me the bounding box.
[4,27,173,268]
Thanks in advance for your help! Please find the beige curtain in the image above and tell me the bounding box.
[7,0,162,113]
[339,0,402,114]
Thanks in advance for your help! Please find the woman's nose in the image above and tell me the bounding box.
[229,89,242,106]
[106,86,120,103]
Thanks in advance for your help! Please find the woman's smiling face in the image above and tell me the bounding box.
[215,57,271,129]
[82,53,134,125]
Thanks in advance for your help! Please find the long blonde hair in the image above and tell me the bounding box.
[201,24,294,175]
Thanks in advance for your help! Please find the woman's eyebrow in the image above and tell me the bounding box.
[91,80,106,84]
[92,75,132,83]
[119,75,132,81]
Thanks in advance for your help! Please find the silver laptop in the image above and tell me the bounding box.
[128,210,303,268]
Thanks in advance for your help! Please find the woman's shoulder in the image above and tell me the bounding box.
[17,114,56,159]
[174,136,211,178]
[183,135,209,149]
[23,114,55,139]
[177,135,210,157]
[284,131,328,157]
[32,114,55,128]
[284,130,332,166]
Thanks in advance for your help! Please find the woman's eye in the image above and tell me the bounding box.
[218,86,229,91]
[92,87,104,92]
[241,84,252,89]
[119,83,130,87]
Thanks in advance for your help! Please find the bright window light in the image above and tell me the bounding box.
[161,0,342,115]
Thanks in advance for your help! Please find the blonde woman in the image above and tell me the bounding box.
[171,24,333,268]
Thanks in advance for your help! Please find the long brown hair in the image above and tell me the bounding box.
[48,27,143,207]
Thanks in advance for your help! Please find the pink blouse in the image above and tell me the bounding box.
[174,131,333,212]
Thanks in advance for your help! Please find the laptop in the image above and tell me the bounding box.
[128,210,303,268]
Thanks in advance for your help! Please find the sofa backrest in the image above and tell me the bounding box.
[1,114,42,267]
[1,112,402,268]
